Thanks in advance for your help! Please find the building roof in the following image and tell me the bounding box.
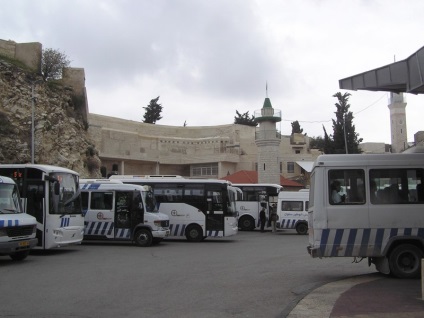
[339,45,424,94]
[221,170,304,188]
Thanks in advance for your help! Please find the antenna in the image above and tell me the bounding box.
[266,82,268,98]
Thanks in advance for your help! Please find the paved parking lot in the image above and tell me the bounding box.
[1,230,375,318]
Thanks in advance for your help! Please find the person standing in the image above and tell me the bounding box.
[270,204,277,232]
[259,205,267,232]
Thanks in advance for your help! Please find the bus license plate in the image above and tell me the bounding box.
[18,241,30,247]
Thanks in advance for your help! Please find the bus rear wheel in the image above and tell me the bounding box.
[185,225,203,242]
[10,250,30,261]
[134,229,153,247]
[239,216,255,231]
[295,222,308,235]
[388,244,422,278]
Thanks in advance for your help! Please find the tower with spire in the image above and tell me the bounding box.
[254,88,282,184]
[388,92,407,153]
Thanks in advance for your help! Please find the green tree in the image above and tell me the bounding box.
[310,135,325,151]
[41,48,71,81]
[143,96,163,124]
[234,110,257,126]
[331,92,363,154]
[291,120,304,134]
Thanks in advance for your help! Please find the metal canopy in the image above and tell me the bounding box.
[339,46,424,94]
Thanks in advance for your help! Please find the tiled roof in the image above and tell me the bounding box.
[221,170,303,187]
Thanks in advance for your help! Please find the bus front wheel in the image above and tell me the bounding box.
[10,250,30,261]
[134,229,153,247]
[295,222,308,235]
[388,244,422,278]
[239,216,255,231]
[185,225,203,242]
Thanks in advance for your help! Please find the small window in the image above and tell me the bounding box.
[281,201,303,211]
[369,168,424,204]
[287,162,295,173]
[328,169,365,205]
[90,192,113,210]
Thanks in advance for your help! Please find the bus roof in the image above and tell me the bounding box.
[0,164,79,175]
[112,177,232,185]
[110,175,184,179]
[313,153,424,170]
[80,183,151,191]
[0,175,17,185]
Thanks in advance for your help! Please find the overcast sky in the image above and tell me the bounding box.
[2,0,423,144]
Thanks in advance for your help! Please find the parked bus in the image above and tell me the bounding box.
[307,153,424,278]
[110,175,239,241]
[0,176,37,260]
[0,164,84,249]
[231,184,282,231]
[80,180,170,247]
[277,189,309,235]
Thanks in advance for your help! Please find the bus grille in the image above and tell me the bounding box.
[6,226,34,237]
[161,220,169,228]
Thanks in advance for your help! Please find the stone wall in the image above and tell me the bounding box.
[0,39,42,72]
[0,57,100,178]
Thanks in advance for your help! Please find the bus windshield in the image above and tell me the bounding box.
[49,172,82,215]
[0,183,23,214]
[144,190,158,213]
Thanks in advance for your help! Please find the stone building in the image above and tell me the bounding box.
[88,113,320,184]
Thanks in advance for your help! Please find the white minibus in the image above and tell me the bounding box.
[277,189,309,235]
[307,153,424,278]
[110,176,239,242]
[0,164,84,249]
[231,184,282,231]
[80,181,170,247]
[0,176,37,260]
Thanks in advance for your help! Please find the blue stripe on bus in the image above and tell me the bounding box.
[373,228,384,255]
[330,229,344,257]
[0,220,20,227]
[318,228,424,257]
[320,229,330,256]
[94,222,103,235]
[345,228,357,256]
[359,229,370,255]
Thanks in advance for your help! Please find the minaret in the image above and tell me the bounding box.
[254,92,282,184]
[388,92,407,153]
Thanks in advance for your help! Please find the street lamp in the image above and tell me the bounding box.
[31,80,43,164]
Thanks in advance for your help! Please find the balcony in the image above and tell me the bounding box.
[254,109,282,123]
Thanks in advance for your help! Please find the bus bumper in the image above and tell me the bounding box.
[0,237,38,254]
[152,229,170,238]
[307,245,322,258]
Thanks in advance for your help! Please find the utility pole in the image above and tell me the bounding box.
[31,80,42,164]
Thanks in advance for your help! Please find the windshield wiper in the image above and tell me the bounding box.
[0,208,19,214]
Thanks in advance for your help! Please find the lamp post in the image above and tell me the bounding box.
[31,80,42,164]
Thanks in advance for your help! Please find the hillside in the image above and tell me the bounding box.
[0,57,101,177]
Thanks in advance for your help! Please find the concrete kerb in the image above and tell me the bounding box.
[286,274,381,318]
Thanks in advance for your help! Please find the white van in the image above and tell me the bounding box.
[80,181,170,247]
[276,189,309,235]
[307,153,424,278]
[0,176,37,260]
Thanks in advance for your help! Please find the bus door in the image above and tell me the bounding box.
[85,191,114,239]
[205,188,225,235]
[114,191,132,239]
[24,180,45,247]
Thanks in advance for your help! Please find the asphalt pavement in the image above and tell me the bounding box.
[287,272,424,318]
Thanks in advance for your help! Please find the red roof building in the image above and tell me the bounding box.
[221,170,304,191]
